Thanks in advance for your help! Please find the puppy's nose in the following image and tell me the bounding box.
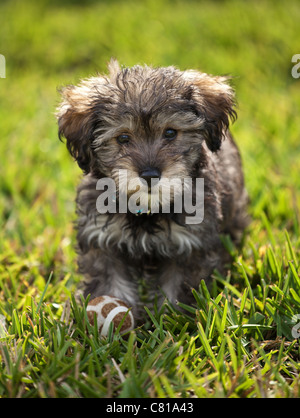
[139,167,161,186]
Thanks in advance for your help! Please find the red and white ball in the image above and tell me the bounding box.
[86,295,134,336]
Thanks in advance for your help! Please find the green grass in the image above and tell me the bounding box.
[0,0,300,398]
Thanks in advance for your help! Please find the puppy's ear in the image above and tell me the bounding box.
[185,71,236,152]
[57,81,98,172]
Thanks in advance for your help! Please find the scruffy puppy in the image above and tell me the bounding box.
[57,60,248,319]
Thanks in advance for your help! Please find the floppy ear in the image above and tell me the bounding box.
[57,61,122,173]
[185,71,237,152]
[57,81,99,173]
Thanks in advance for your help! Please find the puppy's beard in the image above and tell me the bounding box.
[113,169,184,215]
[150,177,183,214]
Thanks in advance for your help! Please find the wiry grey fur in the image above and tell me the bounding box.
[57,60,249,320]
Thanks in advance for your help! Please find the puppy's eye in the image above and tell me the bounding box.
[163,128,177,141]
[116,134,131,145]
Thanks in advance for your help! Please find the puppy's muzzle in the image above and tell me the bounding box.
[139,167,161,187]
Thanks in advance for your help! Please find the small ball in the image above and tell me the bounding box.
[86,295,134,336]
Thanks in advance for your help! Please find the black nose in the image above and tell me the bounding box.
[139,167,161,186]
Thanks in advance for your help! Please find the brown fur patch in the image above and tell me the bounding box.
[88,296,105,306]
[87,310,96,326]
[101,302,117,317]
[113,312,132,330]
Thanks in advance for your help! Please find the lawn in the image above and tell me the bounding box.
[0,0,299,398]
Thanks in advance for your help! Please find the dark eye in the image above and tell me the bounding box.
[164,128,177,141]
[116,134,131,145]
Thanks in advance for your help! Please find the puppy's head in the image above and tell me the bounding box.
[57,59,236,209]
